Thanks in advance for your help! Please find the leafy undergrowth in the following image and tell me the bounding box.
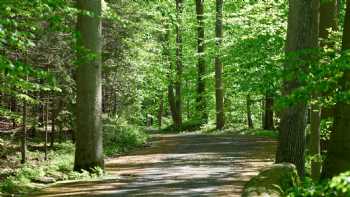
[0,142,104,195]
[287,172,350,197]
[162,119,205,133]
[103,117,149,156]
[0,117,149,195]
[208,128,279,139]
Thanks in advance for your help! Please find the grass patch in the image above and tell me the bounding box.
[208,128,279,139]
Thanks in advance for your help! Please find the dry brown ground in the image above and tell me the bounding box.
[30,132,276,197]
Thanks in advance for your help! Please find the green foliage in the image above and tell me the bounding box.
[287,172,350,197]
[103,117,148,156]
[0,142,104,195]
[162,119,204,133]
[222,128,278,139]
[320,118,333,141]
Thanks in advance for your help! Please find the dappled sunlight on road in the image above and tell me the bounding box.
[31,133,276,197]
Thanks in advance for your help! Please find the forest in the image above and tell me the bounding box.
[0,0,350,196]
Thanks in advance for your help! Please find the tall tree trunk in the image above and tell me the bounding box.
[276,0,320,177]
[186,81,191,119]
[168,84,177,125]
[310,107,321,180]
[261,99,266,129]
[196,0,207,123]
[74,0,104,171]
[158,93,164,130]
[38,79,45,127]
[44,101,48,161]
[322,0,350,178]
[264,92,274,130]
[246,95,254,129]
[21,100,27,164]
[113,91,117,115]
[175,0,183,129]
[162,14,178,129]
[319,0,338,38]
[215,0,224,130]
[10,95,16,128]
[50,100,56,148]
[310,0,338,181]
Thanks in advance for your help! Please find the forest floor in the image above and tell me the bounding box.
[30,131,276,197]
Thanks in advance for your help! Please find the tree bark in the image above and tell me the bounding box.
[50,101,56,148]
[21,100,27,164]
[168,84,177,125]
[158,93,164,130]
[10,95,16,128]
[322,0,350,178]
[161,14,178,130]
[310,0,338,181]
[74,0,104,171]
[264,92,274,130]
[320,0,338,39]
[247,95,254,129]
[215,0,224,130]
[261,99,266,129]
[175,0,183,129]
[275,0,320,177]
[310,107,321,180]
[196,0,207,123]
[44,101,48,161]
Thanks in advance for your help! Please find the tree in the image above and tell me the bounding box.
[158,93,164,129]
[215,0,224,130]
[264,93,274,130]
[74,0,104,171]
[44,101,48,161]
[322,0,350,178]
[246,95,254,129]
[20,99,27,164]
[310,0,338,181]
[174,0,183,130]
[195,0,207,123]
[276,0,320,177]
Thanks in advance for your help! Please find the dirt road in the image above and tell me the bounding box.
[31,132,276,197]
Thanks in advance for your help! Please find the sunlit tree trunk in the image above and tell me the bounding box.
[196,0,207,123]
[168,84,177,124]
[310,0,338,181]
[322,0,350,178]
[74,0,104,171]
[215,0,224,130]
[276,0,319,177]
[161,14,178,129]
[50,99,56,148]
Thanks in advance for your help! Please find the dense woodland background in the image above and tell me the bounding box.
[1,0,350,196]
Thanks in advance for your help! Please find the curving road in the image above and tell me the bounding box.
[31,132,276,197]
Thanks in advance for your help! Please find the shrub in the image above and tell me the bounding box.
[0,142,104,195]
[103,117,148,156]
[162,119,203,133]
[287,172,350,197]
